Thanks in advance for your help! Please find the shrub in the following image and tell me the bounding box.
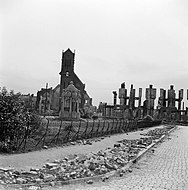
[0,87,41,152]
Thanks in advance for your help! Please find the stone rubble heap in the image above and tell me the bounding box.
[0,126,173,187]
[140,126,173,138]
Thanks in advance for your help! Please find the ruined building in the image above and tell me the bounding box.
[36,87,53,114]
[98,83,187,121]
[58,49,92,110]
[36,49,92,116]
[60,81,81,119]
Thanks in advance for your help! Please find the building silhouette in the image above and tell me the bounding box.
[36,49,92,114]
[59,48,92,110]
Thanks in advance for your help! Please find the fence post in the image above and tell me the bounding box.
[35,119,49,148]
[132,120,135,131]
[95,120,100,136]
[89,120,95,138]
[125,120,128,132]
[55,120,63,144]
[130,120,134,131]
[116,119,119,133]
[127,120,130,132]
[66,120,73,142]
[82,120,88,139]
[121,119,125,133]
[76,120,82,139]
[114,119,118,134]
[113,119,116,133]
[111,119,115,134]
[106,120,110,135]
[101,120,105,136]
[119,119,122,133]
[42,119,49,147]
[135,120,138,130]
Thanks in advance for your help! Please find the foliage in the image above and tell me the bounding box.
[0,87,41,152]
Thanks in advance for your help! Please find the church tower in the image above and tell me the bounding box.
[59,48,75,90]
[59,49,91,110]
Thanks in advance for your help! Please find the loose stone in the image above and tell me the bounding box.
[86,180,93,184]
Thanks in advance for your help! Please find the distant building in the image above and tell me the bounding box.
[51,84,60,112]
[36,87,53,114]
[60,81,81,119]
[59,48,92,110]
[36,49,93,116]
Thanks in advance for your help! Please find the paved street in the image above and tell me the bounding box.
[52,126,188,190]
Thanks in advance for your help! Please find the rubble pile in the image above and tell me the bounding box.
[0,144,134,185]
[0,126,173,187]
[141,126,173,138]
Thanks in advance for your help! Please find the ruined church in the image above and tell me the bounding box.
[36,49,92,115]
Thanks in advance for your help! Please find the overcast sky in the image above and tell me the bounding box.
[1,0,188,107]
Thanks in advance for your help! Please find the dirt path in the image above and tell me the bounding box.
[0,126,165,171]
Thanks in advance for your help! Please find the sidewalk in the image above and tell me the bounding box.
[0,125,166,171]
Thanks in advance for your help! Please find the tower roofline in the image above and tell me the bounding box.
[64,48,74,54]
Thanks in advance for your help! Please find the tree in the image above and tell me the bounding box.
[0,87,40,152]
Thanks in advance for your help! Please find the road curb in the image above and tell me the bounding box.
[124,125,177,168]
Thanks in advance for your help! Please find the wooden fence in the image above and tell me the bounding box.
[0,119,138,152]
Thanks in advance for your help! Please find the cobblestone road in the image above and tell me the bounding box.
[54,126,188,190]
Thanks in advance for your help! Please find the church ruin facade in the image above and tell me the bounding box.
[36,49,93,117]
[59,49,92,110]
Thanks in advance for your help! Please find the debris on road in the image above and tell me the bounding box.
[0,126,174,188]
